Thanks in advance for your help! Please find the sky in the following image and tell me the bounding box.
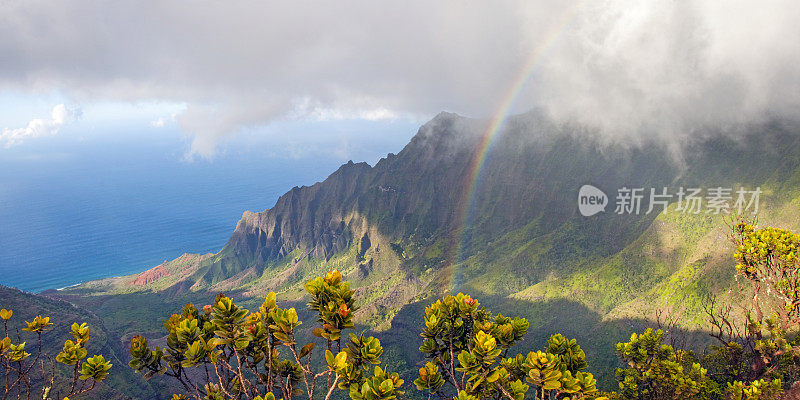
[1,0,799,160]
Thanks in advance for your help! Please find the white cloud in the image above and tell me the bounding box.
[149,111,180,128]
[309,107,399,122]
[150,116,166,128]
[1,104,78,148]
[0,1,798,157]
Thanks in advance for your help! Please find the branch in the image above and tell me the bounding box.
[323,374,341,400]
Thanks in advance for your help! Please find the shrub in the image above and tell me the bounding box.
[128,270,402,400]
[414,293,605,400]
[614,328,720,400]
[615,221,800,400]
[0,309,111,399]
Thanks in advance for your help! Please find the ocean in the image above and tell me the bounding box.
[0,119,417,293]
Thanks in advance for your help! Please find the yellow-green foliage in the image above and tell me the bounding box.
[129,269,403,400]
[615,328,720,400]
[726,379,783,400]
[733,224,800,326]
[0,307,110,399]
[416,292,602,400]
[128,274,608,400]
[610,223,800,400]
[734,225,800,275]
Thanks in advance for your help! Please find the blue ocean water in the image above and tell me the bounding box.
[0,119,417,293]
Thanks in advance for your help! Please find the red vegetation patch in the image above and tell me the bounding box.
[130,262,172,285]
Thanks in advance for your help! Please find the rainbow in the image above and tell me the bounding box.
[443,1,587,290]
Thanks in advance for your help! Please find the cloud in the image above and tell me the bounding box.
[1,104,79,148]
[175,101,291,160]
[150,117,166,128]
[0,0,798,156]
[307,106,398,122]
[532,0,800,145]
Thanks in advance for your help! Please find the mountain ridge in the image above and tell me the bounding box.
[59,111,800,309]
[50,111,800,391]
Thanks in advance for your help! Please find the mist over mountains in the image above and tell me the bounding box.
[198,110,799,292]
[3,1,798,158]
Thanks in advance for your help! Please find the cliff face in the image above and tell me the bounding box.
[201,112,482,284]
[227,160,374,263]
[198,112,800,303]
[202,111,686,287]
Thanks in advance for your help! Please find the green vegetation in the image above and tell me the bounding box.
[0,308,112,399]
[415,293,600,400]
[608,221,800,400]
[44,115,800,398]
[124,270,603,400]
[7,222,800,399]
[113,221,800,399]
[128,269,403,400]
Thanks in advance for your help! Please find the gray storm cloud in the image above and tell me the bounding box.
[0,0,798,157]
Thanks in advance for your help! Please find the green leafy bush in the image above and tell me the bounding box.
[128,270,401,400]
[414,293,604,400]
[0,308,111,399]
[615,328,720,400]
[614,221,800,400]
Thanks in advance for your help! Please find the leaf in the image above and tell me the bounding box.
[543,379,561,391]
[334,351,348,368]
[207,338,229,347]
[300,342,315,358]
[234,339,250,350]
[325,349,335,367]
[472,375,484,392]
[273,332,289,342]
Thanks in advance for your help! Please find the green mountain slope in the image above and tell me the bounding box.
[53,111,800,391]
[0,286,157,399]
